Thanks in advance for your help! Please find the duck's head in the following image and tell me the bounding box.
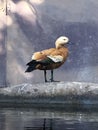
[55,36,69,49]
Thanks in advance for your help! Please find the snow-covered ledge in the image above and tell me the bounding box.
[0,82,98,109]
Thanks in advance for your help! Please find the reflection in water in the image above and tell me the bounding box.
[24,119,98,130]
[0,108,98,130]
[24,119,53,130]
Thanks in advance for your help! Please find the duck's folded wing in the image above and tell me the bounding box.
[47,55,63,63]
[27,54,63,66]
[39,55,63,65]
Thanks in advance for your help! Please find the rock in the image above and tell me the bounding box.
[0,82,98,109]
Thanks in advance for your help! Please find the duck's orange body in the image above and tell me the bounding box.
[25,36,69,82]
[33,47,68,70]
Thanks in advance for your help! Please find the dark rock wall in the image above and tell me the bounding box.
[0,0,98,86]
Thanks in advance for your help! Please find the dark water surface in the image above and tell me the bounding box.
[0,108,98,130]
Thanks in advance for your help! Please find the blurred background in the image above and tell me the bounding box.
[0,0,98,86]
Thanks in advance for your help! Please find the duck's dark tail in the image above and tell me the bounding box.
[25,58,52,72]
[25,60,38,72]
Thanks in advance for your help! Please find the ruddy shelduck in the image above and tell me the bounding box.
[25,36,69,82]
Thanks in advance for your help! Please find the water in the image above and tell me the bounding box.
[0,108,98,130]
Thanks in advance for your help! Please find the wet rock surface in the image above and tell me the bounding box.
[0,82,98,108]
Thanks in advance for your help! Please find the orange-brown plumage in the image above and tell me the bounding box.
[34,47,68,70]
[25,36,69,82]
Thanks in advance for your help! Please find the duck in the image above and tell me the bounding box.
[25,36,69,82]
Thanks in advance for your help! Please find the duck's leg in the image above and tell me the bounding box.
[50,70,54,82]
[44,70,47,82]
[50,70,60,82]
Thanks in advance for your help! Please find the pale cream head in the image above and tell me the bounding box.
[55,36,69,48]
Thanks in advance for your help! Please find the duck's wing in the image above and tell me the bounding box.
[26,50,53,66]
[31,48,55,60]
[47,55,63,63]
[38,55,64,65]
[26,48,64,66]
